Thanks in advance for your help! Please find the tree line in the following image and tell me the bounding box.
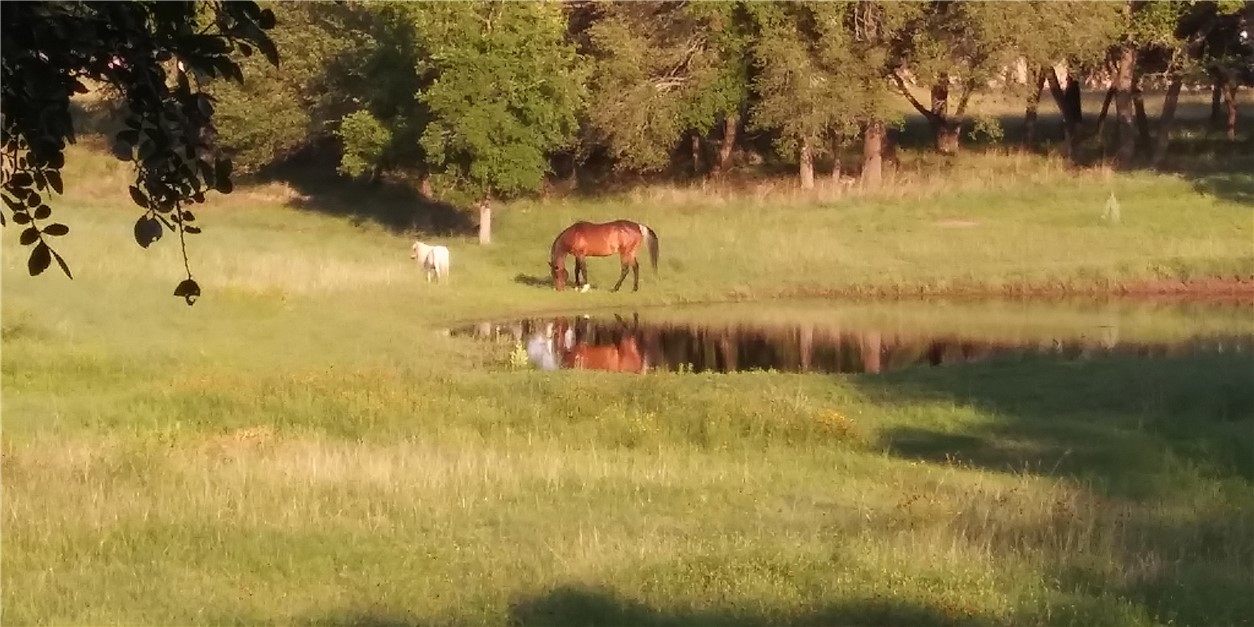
[211,0,1252,199]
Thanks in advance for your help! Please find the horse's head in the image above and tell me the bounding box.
[410,241,423,259]
[551,262,568,291]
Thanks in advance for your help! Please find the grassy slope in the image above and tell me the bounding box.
[2,134,1253,626]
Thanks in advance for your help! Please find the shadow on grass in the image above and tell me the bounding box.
[514,273,552,289]
[507,584,1000,627]
[295,613,428,627]
[285,590,1000,627]
[1184,169,1254,206]
[857,352,1254,625]
[867,354,1254,494]
[252,149,477,237]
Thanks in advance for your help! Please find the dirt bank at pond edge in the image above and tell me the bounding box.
[757,276,1254,303]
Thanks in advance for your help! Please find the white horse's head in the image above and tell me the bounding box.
[411,240,428,259]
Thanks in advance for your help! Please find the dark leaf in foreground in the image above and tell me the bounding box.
[28,242,51,276]
[50,248,73,279]
[134,216,163,248]
[174,278,201,306]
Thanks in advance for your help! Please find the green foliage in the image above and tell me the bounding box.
[208,2,365,174]
[968,115,1005,144]
[407,1,587,199]
[583,1,751,173]
[1,1,276,302]
[336,110,392,179]
[745,2,915,161]
[747,2,854,157]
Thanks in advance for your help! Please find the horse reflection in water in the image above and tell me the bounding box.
[527,315,650,374]
[462,313,1252,376]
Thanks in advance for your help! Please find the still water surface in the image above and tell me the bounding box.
[451,299,1254,375]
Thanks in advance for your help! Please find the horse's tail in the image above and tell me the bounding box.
[640,223,659,274]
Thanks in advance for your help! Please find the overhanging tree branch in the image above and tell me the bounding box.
[890,70,942,124]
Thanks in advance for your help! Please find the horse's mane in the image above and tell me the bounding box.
[548,227,568,264]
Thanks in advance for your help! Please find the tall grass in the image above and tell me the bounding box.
[2,135,1252,626]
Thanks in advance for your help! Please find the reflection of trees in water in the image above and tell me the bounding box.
[455,316,1254,375]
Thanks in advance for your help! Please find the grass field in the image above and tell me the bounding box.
[3,114,1253,627]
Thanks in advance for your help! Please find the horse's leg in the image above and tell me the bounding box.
[577,255,589,287]
[611,260,630,292]
[631,259,640,291]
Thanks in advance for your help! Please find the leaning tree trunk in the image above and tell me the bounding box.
[1095,86,1116,145]
[861,121,885,187]
[1023,68,1047,149]
[1047,69,1084,159]
[1113,43,1139,167]
[798,136,815,190]
[1151,76,1183,167]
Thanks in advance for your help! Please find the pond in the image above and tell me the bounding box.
[450,299,1254,375]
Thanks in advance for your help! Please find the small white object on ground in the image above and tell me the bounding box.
[580,284,591,293]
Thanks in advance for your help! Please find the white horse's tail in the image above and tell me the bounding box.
[434,246,451,281]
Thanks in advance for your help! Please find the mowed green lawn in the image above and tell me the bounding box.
[2,145,1253,626]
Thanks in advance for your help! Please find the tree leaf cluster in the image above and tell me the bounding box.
[2,0,277,303]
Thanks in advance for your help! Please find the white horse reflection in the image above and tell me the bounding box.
[525,321,578,371]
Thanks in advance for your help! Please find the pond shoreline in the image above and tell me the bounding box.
[767,276,1254,301]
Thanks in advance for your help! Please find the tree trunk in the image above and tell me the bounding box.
[719,335,737,372]
[861,121,884,187]
[799,325,813,371]
[1223,81,1239,140]
[930,76,960,154]
[828,129,842,181]
[1151,76,1183,167]
[1095,87,1116,143]
[478,201,492,245]
[931,76,949,120]
[936,125,960,155]
[860,330,882,374]
[1064,77,1084,125]
[1132,85,1151,149]
[1114,43,1138,167]
[713,112,738,175]
[419,173,434,199]
[689,130,703,178]
[1211,74,1226,128]
[1047,68,1081,159]
[1023,68,1046,148]
[798,136,814,190]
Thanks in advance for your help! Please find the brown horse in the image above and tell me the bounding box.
[556,315,649,373]
[549,220,659,292]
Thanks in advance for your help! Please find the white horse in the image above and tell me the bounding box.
[410,241,451,283]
